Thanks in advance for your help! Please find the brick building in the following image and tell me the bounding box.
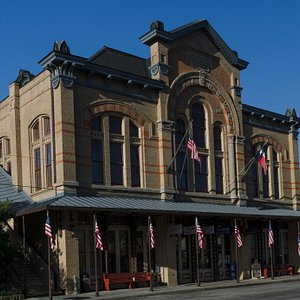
[1,19,300,294]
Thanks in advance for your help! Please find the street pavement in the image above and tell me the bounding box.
[27,275,300,300]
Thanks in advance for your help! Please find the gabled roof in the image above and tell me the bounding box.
[0,166,32,214]
[88,46,150,78]
[140,19,249,70]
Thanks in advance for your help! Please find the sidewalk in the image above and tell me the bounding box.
[27,275,300,300]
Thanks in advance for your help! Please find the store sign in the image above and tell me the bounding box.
[168,224,182,235]
[183,225,215,235]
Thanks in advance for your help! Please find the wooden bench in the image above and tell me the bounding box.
[262,265,294,278]
[103,272,150,291]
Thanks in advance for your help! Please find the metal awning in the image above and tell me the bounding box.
[15,194,300,219]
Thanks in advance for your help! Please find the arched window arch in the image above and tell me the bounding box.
[30,116,52,192]
[91,114,142,187]
[192,102,206,148]
[0,137,11,175]
[175,118,187,191]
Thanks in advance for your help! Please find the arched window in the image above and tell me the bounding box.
[0,137,11,175]
[175,119,187,191]
[91,114,142,188]
[192,103,206,148]
[251,144,275,199]
[30,116,52,192]
[214,125,223,194]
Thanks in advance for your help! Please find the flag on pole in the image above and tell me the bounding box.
[235,222,243,248]
[187,137,201,164]
[255,147,267,175]
[149,216,155,249]
[45,211,55,251]
[298,233,300,256]
[195,217,204,249]
[95,220,103,251]
[268,220,274,247]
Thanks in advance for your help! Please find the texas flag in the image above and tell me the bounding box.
[255,148,267,175]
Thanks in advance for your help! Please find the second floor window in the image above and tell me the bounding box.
[30,116,52,192]
[91,114,141,188]
[0,137,11,175]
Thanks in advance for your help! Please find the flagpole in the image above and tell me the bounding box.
[234,219,240,283]
[47,210,52,300]
[166,121,193,173]
[148,216,153,291]
[269,220,274,280]
[195,217,200,286]
[94,213,99,297]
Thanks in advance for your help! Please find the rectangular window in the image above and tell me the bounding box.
[195,156,208,192]
[176,151,187,191]
[92,139,103,184]
[274,166,279,199]
[110,142,123,185]
[0,141,2,158]
[262,170,269,198]
[215,157,223,194]
[45,143,52,187]
[6,161,11,175]
[34,148,42,191]
[130,144,140,187]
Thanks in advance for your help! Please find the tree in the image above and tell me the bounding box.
[0,200,12,279]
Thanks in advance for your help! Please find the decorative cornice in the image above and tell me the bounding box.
[231,85,243,97]
[149,62,170,76]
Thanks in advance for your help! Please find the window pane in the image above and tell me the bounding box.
[274,166,279,199]
[130,122,139,137]
[45,143,52,187]
[33,122,40,141]
[92,139,103,184]
[110,142,123,185]
[130,145,140,187]
[6,139,10,155]
[119,231,129,272]
[34,148,41,191]
[192,103,205,148]
[109,116,122,134]
[195,156,207,192]
[107,231,116,273]
[263,170,269,198]
[213,126,222,151]
[175,119,186,145]
[44,117,51,136]
[91,116,102,131]
[176,151,187,191]
[215,157,223,194]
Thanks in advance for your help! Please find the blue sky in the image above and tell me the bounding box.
[0,0,299,119]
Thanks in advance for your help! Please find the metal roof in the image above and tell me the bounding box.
[15,194,300,219]
[0,166,32,213]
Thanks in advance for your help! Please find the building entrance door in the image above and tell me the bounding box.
[199,235,213,281]
[107,227,130,273]
[216,234,231,279]
[178,235,192,283]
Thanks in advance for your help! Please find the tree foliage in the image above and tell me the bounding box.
[0,200,12,278]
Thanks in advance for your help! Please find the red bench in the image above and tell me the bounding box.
[262,265,294,278]
[103,272,150,291]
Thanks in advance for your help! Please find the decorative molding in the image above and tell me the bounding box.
[47,61,76,89]
[231,85,243,97]
[235,135,245,145]
[15,69,35,87]
[149,62,170,77]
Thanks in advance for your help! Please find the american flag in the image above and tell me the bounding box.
[268,220,274,248]
[195,217,204,249]
[95,220,103,251]
[45,211,55,251]
[235,223,243,248]
[149,216,155,249]
[298,233,300,256]
[187,137,201,164]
